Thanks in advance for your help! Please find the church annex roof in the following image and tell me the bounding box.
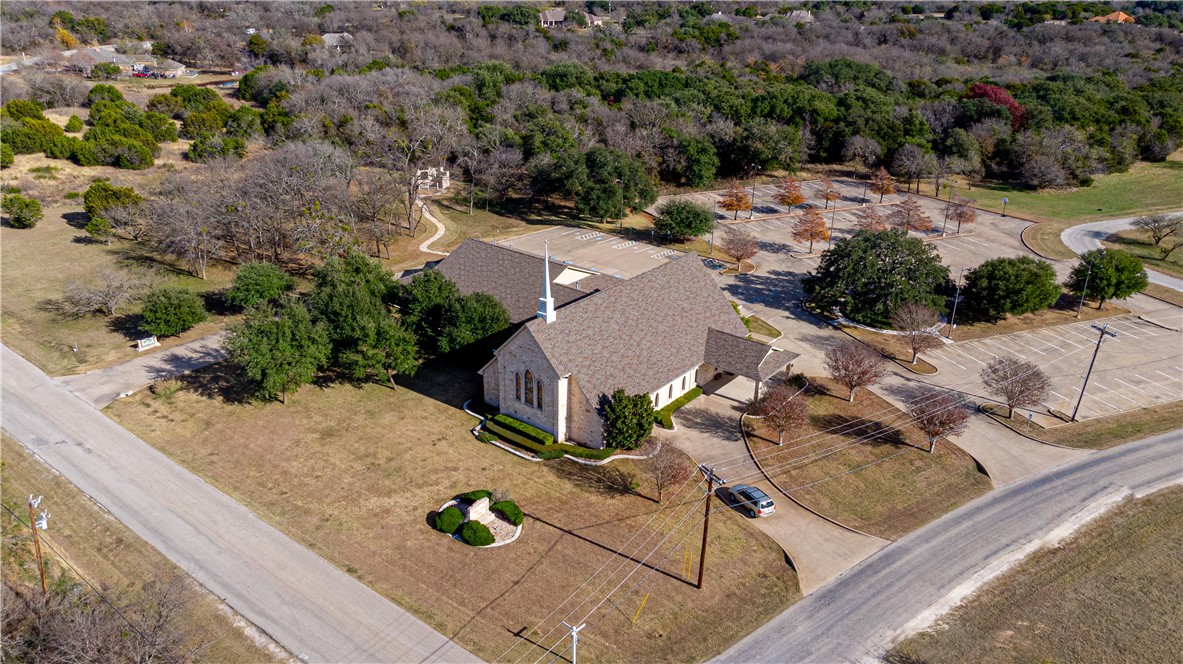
[522,252,748,404]
[704,328,800,383]
[430,239,615,324]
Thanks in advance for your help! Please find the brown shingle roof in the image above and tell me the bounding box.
[704,328,799,382]
[430,239,614,324]
[521,253,748,404]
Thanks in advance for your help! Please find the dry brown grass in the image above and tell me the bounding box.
[890,486,1183,664]
[104,358,799,662]
[941,293,1130,342]
[1103,228,1183,279]
[984,402,1182,451]
[0,206,232,375]
[1141,282,1183,307]
[748,378,991,540]
[1,435,279,662]
[839,326,939,375]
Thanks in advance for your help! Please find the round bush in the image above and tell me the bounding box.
[434,506,464,534]
[457,489,492,502]
[140,288,208,337]
[491,500,523,526]
[460,520,494,547]
[225,262,295,309]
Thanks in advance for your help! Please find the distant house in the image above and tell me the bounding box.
[583,11,608,27]
[147,58,188,78]
[1088,11,1135,24]
[66,47,135,75]
[539,8,567,27]
[784,10,814,24]
[322,32,355,51]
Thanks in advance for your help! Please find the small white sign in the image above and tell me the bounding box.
[136,336,160,352]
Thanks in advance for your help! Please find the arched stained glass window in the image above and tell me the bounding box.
[524,370,535,406]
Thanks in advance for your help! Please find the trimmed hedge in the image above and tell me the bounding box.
[434,506,464,534]
[489,414,554,445]
[655,387,702,430]
[460,520,495,547]
[491,500,524,526]
[457,489,492,502]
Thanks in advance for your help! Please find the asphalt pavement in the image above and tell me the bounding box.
[1,345,477,664]
[1061,216,1183,291]
[715,428,1183,663]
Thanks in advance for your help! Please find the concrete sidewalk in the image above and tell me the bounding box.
[669,390,889,594]
[3,345,478,663]
[58,332,227,408]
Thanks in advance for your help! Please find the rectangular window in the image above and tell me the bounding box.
[536,381,543,409]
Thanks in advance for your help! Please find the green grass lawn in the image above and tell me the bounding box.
[1103,228,1183,279]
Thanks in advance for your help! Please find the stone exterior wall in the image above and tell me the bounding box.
[650,366,700,409]
[494,330,562,440]
[567,377,605,449]
[481,357,500,407]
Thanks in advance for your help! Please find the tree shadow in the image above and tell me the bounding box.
[525,511,693,587]
[107,313,146,343]
[110,245,190,277]
[675,404,742,439]
[548,462,642,500]
[63,211,89,229]
[171,362,253,404]
[808,413,909,448]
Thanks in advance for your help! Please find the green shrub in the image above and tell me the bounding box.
[434,506,464,534]
[489,414,555,445]
[476,431,498,444]
[64,191,80,199]
[460,520,494,547]
[537,448,565,460]
[457,489,492,502]
[654,387,701,428]
[185,133,246,162]
[0,143,13,169]
[64,115,84,132]
[2,194,43,229]
[4,99,46,122]
[85,84,125,107]
[139,288,208,337]
[491,500,524,526]
[225,262,295,308]
[91,62,122,80]
[180,111,222,139]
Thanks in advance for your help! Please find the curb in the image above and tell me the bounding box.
[977,403,1088,451]
[1138,314,1183,331]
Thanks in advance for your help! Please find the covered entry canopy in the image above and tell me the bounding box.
[703,328,800,400]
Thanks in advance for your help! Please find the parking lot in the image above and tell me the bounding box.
[651,177,908,223]
[495,226,685,279]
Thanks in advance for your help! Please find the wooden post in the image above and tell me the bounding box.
[697,469,715,590]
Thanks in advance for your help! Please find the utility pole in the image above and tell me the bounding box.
[1071,323,1117,422]
[827,208,837,250]
[697,465,722,590]
[27,495,49,594]
[947,267,967,340]
[562,622,585,664]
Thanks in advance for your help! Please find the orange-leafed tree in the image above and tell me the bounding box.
[953,199,977,233]
[869,166,896,203]
[854,206,888,233]
[792,207,829,253]
[774,176,805,209]
[820,177,841,209]
[719,182,752,220]
[888,196,933,233]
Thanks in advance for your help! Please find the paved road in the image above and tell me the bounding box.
[716,428,1183,663]
[57,332,228,408]
[1,345,477,664]
[1061,216,1183,291]
[671,384,888,594]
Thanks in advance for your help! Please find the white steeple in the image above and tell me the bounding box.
[537,241,556,323]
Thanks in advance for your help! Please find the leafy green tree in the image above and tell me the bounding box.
[654,199,714,240]
[247,34,270,58]
[602,389,654,450]
[225,262,295,309]
[84,181,142,224]
[574,147,656,222]
[65,114,84,132]
[1064,249,1149,309]
[0,143,12,169]
[340,314,420,389]
[139,287,208,337]
[224,106,263,138]
[90,62,122,80]
[397,270,510,355]
[180,112,222,140]
[225,298,330,404]
[803,230,950,327]
[962,257,1061,322]
[307,250,397,359]
[440,292,510,354]
[1,194,42,228]
[85,84,125,107]
[84,215,112,243]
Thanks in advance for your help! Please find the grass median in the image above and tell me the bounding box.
[983,401,1181,451]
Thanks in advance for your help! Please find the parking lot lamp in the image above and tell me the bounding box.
[947,267,968,340]
[827,208,837,250]
[940,186,956,235]
[1001,197,1009,217]
[861,180,869,206]
[1075,253,1097,318]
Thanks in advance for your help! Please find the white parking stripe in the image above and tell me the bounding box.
[963,237,990,247]
[1155,370,1181,382]
[949,345,988,365]
[978,338,1017,358]
[1038,328,1083,348]
[931,350,965,370]
[1115,378,1157,398]
[1092,382,1141,406]
[1104,322,1141,339]
[1005,333,1049,355]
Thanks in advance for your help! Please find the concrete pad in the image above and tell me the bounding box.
[58,331,227,407]
[496,226,682,279]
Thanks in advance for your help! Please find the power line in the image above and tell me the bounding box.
[2,503,178,664]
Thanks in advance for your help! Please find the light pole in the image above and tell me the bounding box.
[615,178,625,232]
[563,621,586,664]
[1071,323,1118,422]
[947,267,967,339]
[1001,197,1009,217]
[827,207,837,250]
[940,185,956,235]
[860,179,869,206]
[1075,252,1097,318]
[27,495,49,594]
[748,165,760,219]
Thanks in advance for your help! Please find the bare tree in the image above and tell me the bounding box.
[824,339,887,402]
[643,442,692,502]
[720,227,759,263]
[908,389,971,453]
[888,196,933,233]
[150,185,225,280]
[854,206,888,232]
[753,384,808,445]
[842,135,882,174]
[980,356,1051,419]
[51,269,152,318]
[474,146,524,210]
[1131,214,1180,247]
[819,177,841,209]
[892,145,933,193]
[891,302,943,365]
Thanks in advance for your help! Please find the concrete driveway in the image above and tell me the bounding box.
[57,331,228,407]
[1061,216,1183,291]
[669,389,888,594]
